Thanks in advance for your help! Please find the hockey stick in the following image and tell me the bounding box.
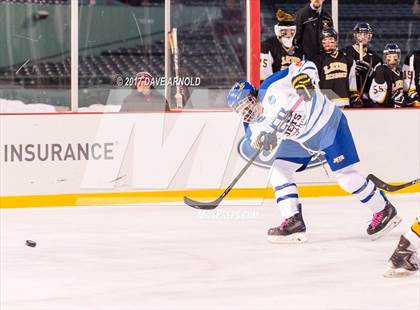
[356,53,373,102]
[168,28,184,108]
[367,174,419,192]
[406,54,417,106]
[184,95,304,210]
[409,54,415,91]
[358,43,364,95]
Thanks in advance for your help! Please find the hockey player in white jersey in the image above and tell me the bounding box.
[227,60,401,243]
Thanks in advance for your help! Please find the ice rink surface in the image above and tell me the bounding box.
[1,194,419,310]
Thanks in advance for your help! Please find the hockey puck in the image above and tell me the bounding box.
[25,240,37,247]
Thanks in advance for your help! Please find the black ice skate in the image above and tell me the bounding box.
[383,235,419,278]
[367,200,401,240]
[268,204,307,243]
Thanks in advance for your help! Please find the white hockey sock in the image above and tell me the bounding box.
[273,183,299,218]
[270,160,301,219]
[334,165,386,213]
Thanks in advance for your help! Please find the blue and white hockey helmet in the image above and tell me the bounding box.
[383,43,401,68]
[227,80,260,123]
[227,80,256,108]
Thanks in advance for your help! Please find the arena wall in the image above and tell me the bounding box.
[0,109,419,208]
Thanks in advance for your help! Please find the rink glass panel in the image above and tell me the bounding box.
[79,0,247,110]
[78,1,165,110]
[0,2,71,112]
[1,1,418,112]
[169,0,247,109]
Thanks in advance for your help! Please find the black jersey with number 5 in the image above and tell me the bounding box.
[344,45,382,97]
[369,65,403,107]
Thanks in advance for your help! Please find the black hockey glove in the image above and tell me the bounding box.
[356,60,373,75]
[392,90,405,108]
[349,91,363,108]
[253,131,278,152]
[406,91,419,107]
[291,73,315,101]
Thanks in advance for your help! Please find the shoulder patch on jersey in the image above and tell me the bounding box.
[268,95,276,105]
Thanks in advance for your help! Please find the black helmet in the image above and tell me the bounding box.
[353,22,373,34]
[353,22,373,44]
[321,27,338,41]
[321,28,338,54]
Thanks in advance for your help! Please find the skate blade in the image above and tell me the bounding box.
[267,232,308,244]
[370,216,402,241]
[383,266,418,278]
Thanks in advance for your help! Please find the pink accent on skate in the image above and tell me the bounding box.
[280,219,289,230]
[370,211,383,229]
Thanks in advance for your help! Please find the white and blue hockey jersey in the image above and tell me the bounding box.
[248,60,343,151]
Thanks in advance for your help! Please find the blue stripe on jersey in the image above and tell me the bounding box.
[276,193,299,203]
[304,108,342,151]
[308,92,317,118]
[258,68,289,102]
[309,96,327,130]
[243,122,252,141]
[274,183,297,192]
[298,95,327,140]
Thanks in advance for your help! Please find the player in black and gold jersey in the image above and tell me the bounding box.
[314,28,358,108]
[369,43,407,108]
[344,23,382,106]
[260,9,304,82]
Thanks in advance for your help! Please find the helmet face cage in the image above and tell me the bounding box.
[274,25,296,48]
[353,23,373,44]
[383,44,401,68]
[354,31,372,44]
[322,37,337,54]
[321,28,338,53]
[233,95,260,123]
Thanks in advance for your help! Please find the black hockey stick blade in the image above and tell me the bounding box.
[183,196,223,210]
[367,174,420,192]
